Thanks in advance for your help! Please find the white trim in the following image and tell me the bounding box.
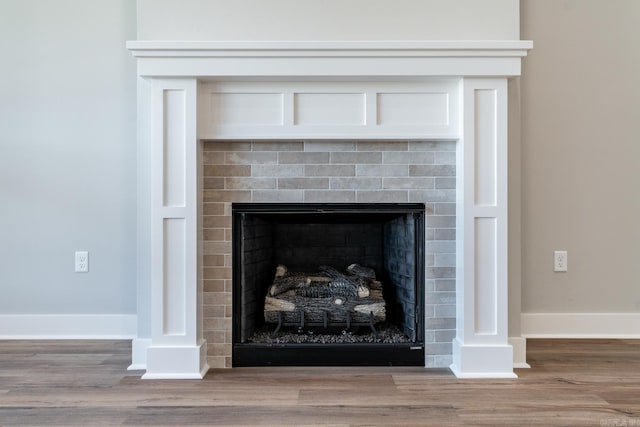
[198,80,460,140]
[0,314,137,339]
[126,40,532,78]
[142,341,209,380]
[449,370,519,379]
[450,338,517,379]
[509,336,530,369]
[521,313,640,338]
[141,370,208,380]
[450,78,513,378]
[126,40,533,56]
[128,338,152,370]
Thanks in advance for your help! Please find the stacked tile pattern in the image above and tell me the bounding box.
[202,140,456,368]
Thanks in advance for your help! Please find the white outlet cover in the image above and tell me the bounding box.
[554,250,567,272]
[75,251,89,273]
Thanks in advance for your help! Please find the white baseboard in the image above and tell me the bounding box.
[0,314,137,339]
[128,338,151,370]
[521,313,640,338]
[509,336,530,368]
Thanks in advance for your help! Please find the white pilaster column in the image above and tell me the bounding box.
[143,78,208,379]
[451,78,516,378]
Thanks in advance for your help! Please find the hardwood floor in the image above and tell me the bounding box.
[0,339,639,426]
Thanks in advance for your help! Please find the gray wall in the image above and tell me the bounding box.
[137,0,519,41]
[520,0,640,313]
[0,0,137,315]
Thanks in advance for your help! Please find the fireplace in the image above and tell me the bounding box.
[127,40,532,379]
[232,203,425,366]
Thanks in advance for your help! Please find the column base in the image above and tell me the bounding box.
[142,340,209,379]
[450,338,517,378]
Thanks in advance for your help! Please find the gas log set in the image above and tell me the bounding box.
[264,263,386,336]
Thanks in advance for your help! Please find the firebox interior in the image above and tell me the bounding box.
[232,203,425,366]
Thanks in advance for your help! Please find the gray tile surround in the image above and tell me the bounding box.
[202,139,456,368]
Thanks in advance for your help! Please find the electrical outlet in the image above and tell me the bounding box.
[554,250,567,272]
[75,251,89,273]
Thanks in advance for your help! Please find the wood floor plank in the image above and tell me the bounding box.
[121,405,460,426]
[456,406,625,426]
[0,407,129,426]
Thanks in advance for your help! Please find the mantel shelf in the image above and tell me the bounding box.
[126,40,532,78]
[127,40,533,55]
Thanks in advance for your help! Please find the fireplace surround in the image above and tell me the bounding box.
[127,40,533,379]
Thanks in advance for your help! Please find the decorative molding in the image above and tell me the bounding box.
[521,313,640,338]
[0,314,136,339]
[198,80,459,140]
[126,40,533,57]
[126,40,532,78]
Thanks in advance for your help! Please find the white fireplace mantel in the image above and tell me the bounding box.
[127,40,531,77]
[127,40,532,379]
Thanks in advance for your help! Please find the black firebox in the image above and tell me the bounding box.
[232,203,425,366]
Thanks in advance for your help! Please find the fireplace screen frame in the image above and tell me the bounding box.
[232,202,426,366]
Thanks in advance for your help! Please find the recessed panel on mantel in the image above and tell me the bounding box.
[210,93,283,126]
[294,93,365,126]
[377,93,449,126]
[163,90,186,207]
[474,89,497,206]
[474,217,497,336]
[198,81,459,139]
[163,218,186,336]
